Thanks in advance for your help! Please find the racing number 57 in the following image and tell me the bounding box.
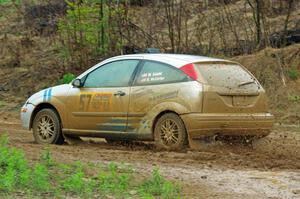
[79,94,92,111]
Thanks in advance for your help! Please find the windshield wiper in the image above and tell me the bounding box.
[238,80,256,87]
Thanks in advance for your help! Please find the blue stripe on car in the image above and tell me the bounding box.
[43,89,48,102]
[47,88,52,101]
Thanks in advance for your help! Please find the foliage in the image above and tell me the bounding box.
[40,147,55,167]
[58,0,127,68]
[287,69,299,80]
[288,94,300,102]
[0,100,6,108]
[98,162,131,197]
[0,0,12,4]
[32,163,50,191]
[0,135,31,192]
[138,168,181,199]
[0,0,9,4]
[61,73,75,84]
[0,0,20,5]
[60,162,87,195]
[0,135,181,198]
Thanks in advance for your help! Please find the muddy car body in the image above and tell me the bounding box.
[21,54,274,150]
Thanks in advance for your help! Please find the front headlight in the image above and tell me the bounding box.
[21,107,28,113]
[21,99,31,113]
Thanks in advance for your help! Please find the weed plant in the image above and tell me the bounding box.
[0,135,181,198]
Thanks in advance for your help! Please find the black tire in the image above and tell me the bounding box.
[32,108,64,144]
[154,113,187,151]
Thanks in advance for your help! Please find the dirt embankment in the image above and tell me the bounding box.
[233,44,300,124]
[0,119,299,199]
[0,1,300,125]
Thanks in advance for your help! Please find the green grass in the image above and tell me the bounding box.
[0,135,181,198]
[138,168,181,199]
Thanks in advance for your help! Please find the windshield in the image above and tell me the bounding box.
[195,63,257,88]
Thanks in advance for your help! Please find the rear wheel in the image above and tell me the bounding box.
[32,108,64,144]
[154,113,187,150]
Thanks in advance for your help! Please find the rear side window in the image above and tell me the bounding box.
[195,63,257,88]
[135,61,188,85]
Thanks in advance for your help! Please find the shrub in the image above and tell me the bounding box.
[61,73,75,84]
[288,94,300,102]
[0,0,11,4]
[0,101,6,108]
[287,69,299,80]
[0,0,20,5]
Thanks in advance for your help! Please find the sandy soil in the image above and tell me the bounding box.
[0,119,299,199]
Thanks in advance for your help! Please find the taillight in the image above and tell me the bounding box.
[180,63,198,80]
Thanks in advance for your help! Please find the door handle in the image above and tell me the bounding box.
[114,91,126,96]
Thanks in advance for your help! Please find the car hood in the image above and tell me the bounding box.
[27,84,71,105]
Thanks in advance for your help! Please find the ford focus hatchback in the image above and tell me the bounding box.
[20,54,274,150]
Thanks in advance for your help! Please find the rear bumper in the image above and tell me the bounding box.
[181,113,274,138]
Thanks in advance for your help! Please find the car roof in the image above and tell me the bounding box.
[106,53,233,68]
[77,54,235,79]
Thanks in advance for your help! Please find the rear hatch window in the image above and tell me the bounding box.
[194,63,258,89]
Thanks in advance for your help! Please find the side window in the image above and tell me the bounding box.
[135,61,188,85]
[84,60,139,88]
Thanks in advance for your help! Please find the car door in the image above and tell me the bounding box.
[65,59,140,133]
[128,60,198,136]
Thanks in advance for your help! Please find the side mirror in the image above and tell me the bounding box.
[72,79,83,88]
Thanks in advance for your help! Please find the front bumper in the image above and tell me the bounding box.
[181,113,274,139]
[20,103,35,130]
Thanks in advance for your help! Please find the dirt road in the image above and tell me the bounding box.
[0,119,299,199]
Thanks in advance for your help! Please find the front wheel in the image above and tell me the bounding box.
[154,113,187,151]
[32,108,64,144]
